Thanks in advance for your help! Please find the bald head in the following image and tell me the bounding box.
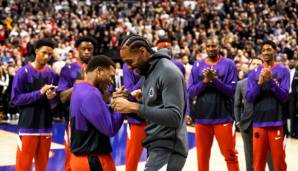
[206,37,219,59]
[206,37,219,46]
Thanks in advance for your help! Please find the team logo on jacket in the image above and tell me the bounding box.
[149,87,154,97]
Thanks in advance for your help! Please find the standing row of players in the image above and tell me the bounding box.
[11,34,289,171]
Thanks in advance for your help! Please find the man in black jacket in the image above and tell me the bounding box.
[112,34,188,171]
[288,59,298,139]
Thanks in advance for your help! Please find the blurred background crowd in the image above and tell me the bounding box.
[0,0,297,137]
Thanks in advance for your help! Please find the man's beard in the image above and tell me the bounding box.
[136,62,150,75]
[95,80,111,102]
[208,53,218,60]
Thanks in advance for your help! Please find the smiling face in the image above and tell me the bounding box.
[93,65,116,90]
[261,44,275,63]
[120,47,150,74]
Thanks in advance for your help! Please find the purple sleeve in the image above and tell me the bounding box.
[269,68,290,103]
[212,62,237,97]
[123,64,142,93]
[187,63,207,98]
[133,79,143,91]
[80,91,124,137]
[11,69,43,106]
[245,71,260,103]
[57,66,72,93]
[172,60,186,76]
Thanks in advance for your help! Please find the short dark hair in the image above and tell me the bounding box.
[261,40,277,50]
[75,36,98,48]
[35,38,56,50]
[120,34,154,54]
[86,55,115,73]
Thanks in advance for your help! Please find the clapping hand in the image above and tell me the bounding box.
[262,68,272,81]
[258,67,272,85]
[203,67,217,83]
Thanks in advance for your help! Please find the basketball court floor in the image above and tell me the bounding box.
[1,121,297,171]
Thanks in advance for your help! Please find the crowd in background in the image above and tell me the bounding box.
[0,0,298,136]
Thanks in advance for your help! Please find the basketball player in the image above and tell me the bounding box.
[112,34,188,171]
[11,38,58,171]
[57,36,97,171]
[187,37,239,171]
[69,55,123,171]
[246,40,288,171]
[234,58,274,171]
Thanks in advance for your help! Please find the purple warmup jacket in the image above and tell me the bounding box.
[172,59,186,77]
[188,57,237,124]
[11,64,59,135]
[57,62,82,93]
[69,81,124,155]
[57,62,83,122]
[246,64,290,128]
